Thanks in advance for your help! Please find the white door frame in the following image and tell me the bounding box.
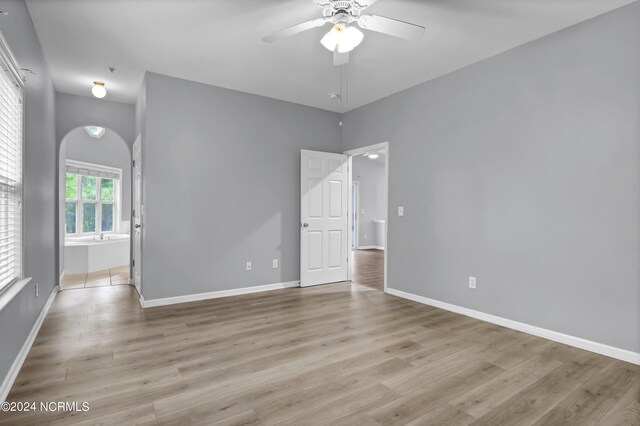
[345,142,389,293]
[351,180,360,249]
[132,135,143,297]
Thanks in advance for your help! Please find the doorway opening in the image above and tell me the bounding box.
[346,142,389,292]
[58,126,133,291]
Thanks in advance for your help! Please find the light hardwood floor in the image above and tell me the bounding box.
[2,283,638,425]
[351,249,384,291]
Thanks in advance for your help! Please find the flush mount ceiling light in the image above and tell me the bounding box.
[91,81,106,98]
[263,0,425,66]
[84,125,105,138]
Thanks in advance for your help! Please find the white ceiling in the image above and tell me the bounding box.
[25,0,637,113]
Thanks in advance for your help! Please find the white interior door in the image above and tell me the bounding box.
[132,136,143,294]
[300,150,349,287]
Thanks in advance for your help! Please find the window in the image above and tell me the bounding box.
[65,161,121,235]
[84,125,105,139]
[0,33,24,293]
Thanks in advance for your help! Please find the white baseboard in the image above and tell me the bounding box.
[357,245,384,250]
[141,281,300,308]
[0,286,59,402]
[386,288,640,365]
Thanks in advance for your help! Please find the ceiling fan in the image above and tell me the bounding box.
[263,0,425,65]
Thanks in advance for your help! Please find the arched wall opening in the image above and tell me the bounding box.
[57,125,132,289]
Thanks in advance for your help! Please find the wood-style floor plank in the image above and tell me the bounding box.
[351,249,384,291]
[1,283,637,425]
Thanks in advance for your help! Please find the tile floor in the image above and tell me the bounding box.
[61,265,130,290]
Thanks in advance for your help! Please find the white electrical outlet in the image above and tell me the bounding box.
[363,234,367,240]
[469,276,477,289]
[272,259,278,269]
[398,206,404,216]
[246,261,252,271]
[35,283,38,297]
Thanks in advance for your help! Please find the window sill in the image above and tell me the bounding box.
[0,277,33,313]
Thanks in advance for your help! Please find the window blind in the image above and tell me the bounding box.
[0,33,24,293]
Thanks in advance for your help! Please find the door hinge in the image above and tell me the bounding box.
[132,160,136,168]
[132,259,135,267]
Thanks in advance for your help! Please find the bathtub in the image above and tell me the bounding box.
[64,234,130,274]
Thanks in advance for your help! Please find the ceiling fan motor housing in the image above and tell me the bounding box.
[323,1,363,19]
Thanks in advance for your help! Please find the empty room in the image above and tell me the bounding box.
[0,0,638,424]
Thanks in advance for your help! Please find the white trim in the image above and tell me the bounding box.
[140,281,300,308]
[59,270,65,285]
[0,278,32,312]
[351,180,360,249]
[0,286,59,402]
[345,142,389,292]
[386,287,640,365]
[66,159,122,177]
[357,245,384,250]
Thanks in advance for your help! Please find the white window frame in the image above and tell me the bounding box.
[65,160,121,236]
[0,30,25,296]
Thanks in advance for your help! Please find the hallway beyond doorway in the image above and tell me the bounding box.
[351,249,384,291]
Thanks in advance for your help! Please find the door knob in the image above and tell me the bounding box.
[302,223,309,228]
[134,224,141,229]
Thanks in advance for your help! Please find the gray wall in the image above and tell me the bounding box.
[342,2,640,353]
[135,74,146,140]
[141,72,342,300]
[352,155,386,248]
[63,127,132,222]
[56,93,135,149]
[0,0,56,387]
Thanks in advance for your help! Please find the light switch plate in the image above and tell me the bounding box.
[246,261,252,271]
[398,206,404,216]
[469,276,476,289]
[272,259,278,269]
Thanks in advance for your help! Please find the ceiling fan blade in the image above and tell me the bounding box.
[353,0,379,9]
[263,18,328,43]
[358,14,425,40]
[333,50,349,66]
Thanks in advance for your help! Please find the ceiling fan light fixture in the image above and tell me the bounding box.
[338,26,364,53]
[320,23,343,51]
[321,24,364,53]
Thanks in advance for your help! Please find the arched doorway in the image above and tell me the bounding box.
[57,125,132,291]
